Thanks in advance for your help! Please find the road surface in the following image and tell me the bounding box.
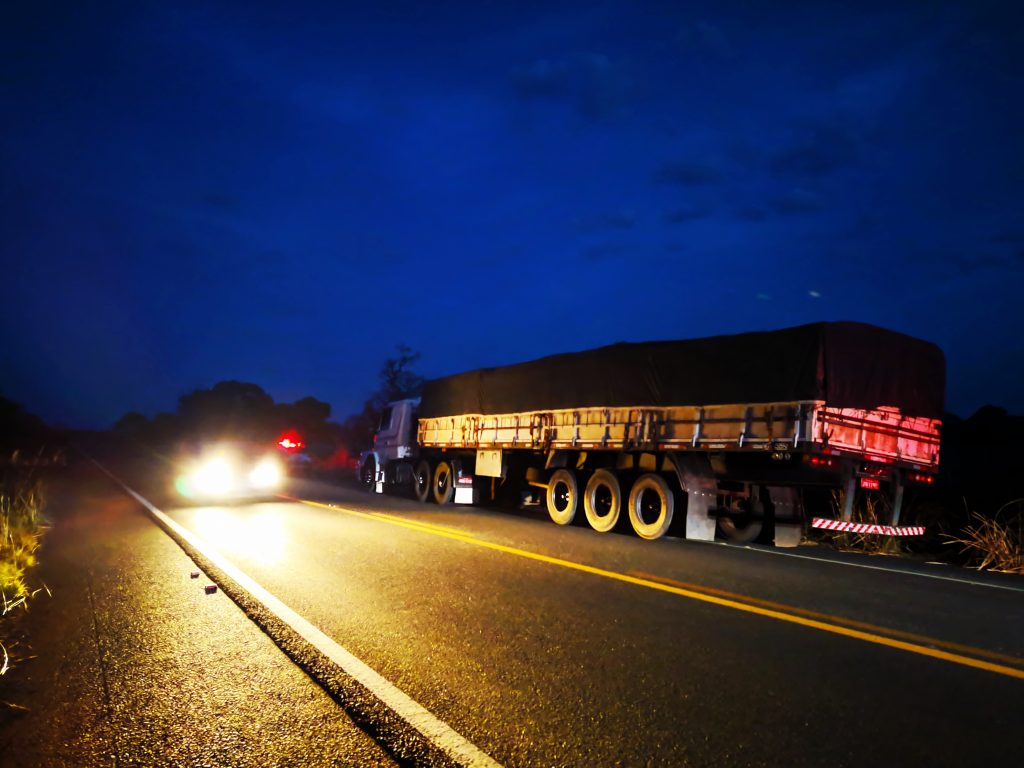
[6,462,1022,767]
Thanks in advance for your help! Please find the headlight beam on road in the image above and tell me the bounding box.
[94,463,502,768]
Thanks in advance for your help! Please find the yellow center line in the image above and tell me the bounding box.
[297,498,1024,681]
[373,512,480,538]
[280,495,475,537]
[629,570,1024,668]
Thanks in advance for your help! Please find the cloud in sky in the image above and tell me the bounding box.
[512,52,637,120]
[580,242,629,262]
[771,188,824,215]
[602,210,636,229]
[735,207,768,222]
[991,231,1024,245]
[676,21,735,60]
[654,161,723,186]
[664,206,712,224]
[770,117,863,178]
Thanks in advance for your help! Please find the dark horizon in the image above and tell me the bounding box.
[3,1,1022,429]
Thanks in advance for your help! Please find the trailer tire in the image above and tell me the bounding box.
[718,515,763,544]
[628,473,674,540]
[432,461,454,505]
[413,460,432,503]
[546,468,578,525]
[359,457,376,493]
[584,469,621,533]
[716,496,763,543]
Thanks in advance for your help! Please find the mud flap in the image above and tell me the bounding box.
[669,453,717,541]
[766,486,802,547]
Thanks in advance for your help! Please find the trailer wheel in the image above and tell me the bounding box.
[432,460,454,505]
[628,473,674,540]
[359,457,376,492]
[546,468,578,525]
[584,469,621,532]
[717,506,763,544]
[413,460,431,503]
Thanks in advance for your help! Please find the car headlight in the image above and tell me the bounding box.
[191,456,235,496]
[249,457,283,489]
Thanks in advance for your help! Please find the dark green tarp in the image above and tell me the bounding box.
[419,322,945,419]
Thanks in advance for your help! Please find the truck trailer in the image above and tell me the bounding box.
[358,322,944,546]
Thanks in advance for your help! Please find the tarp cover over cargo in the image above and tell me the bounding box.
[419,322,946,420]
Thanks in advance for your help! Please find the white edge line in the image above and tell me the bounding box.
[711,541,1024,593]
[99,468,501,768]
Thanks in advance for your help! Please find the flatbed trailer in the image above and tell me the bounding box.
[419,401,939,464]
[360,322,944,545]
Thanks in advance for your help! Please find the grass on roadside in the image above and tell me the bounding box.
[0,471,44,607]
[1,465,47,677]
[945,500,1024,573]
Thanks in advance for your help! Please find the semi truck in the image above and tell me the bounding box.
[357,322,944,546]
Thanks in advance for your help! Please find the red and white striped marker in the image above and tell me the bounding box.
[812,518,925,536]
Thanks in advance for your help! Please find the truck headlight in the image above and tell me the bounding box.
[249,457,283,489]
[192,457,235,496]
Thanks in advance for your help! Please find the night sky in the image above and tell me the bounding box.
[2,1,1022,428]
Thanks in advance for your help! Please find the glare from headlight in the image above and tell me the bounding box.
[192,456,235,496]
[249,457,283,489]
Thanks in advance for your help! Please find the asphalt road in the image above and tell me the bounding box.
[128,473,1024,768]
[9,460,1019,767]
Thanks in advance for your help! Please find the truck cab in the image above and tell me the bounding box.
[358,398,420,491]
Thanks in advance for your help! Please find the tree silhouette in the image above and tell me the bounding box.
[112,381,341,453]
[0,395,48,450]
[339,345,424,454]
[178,381,277,440]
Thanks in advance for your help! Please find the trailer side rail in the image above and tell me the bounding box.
[418,401,940,469]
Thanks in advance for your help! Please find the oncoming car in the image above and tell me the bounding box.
[174,442,287,502]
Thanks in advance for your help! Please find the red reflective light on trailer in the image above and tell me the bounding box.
[806,455,837,468]
[865,454,893,464]
[860,477,881,490]
[908,472,936,485]
[860,463,889,477]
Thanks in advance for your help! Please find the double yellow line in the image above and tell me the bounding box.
[297,498,1024,681]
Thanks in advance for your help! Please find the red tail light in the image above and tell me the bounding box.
[860,463,889,477]
[806,455,837,468]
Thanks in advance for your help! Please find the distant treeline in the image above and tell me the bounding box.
[938,406,1023,517]
[912,406,1024,561]
[110,346,425,462]
[113,381,342,455]
[0,396,57,462]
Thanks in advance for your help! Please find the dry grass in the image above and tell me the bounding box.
[0,469,45,613]
[819,489,903,555]
[945,500,1024,573]
[0,464,48,682]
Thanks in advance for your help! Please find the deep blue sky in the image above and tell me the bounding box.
[2,1,1022,427]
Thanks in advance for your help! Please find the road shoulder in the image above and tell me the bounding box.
[0,464,396,768]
